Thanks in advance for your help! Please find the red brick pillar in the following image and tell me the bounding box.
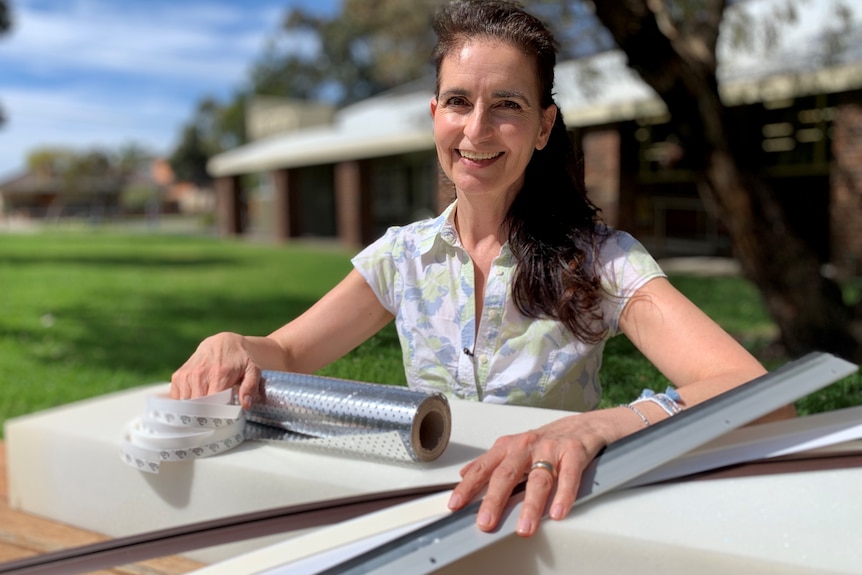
[272,168,301,241]
[335,160,372,246]
[215,175,244,237]
[582,128,621,227]
[831,100,862,276]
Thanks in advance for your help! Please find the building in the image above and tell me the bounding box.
[207,8,862,276]
[0,171,124,221]
[0,158,214,225]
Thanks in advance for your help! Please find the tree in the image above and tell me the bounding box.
[253,0,444,105]
[169,96,244,187]
[170,124,215,187]
[0,0,9,32]
[26,145,151,193]
[0,0,12,128]
[590,0,861,362]
[114,142,154,181]
[252,0,614,106]
[27,147,77,178]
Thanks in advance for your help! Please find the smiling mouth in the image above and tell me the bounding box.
[458,150,503,161]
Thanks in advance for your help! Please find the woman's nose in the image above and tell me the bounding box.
[464,106,492,142]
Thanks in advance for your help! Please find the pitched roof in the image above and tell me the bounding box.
[209,5,862,178]
[209,88,435,177]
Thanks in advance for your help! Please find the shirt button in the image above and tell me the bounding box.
[495,269,504,276]
[479,355,489,365]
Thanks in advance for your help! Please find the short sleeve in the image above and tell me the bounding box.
[351,227,403,314]
[597,230,666,335]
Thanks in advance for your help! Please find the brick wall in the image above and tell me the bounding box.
[215,175,244,236]
[581,128,620,227]
[830,99,862,276]
[335,160,374,246]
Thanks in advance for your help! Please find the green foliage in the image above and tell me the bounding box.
[169,124,214,186]
[120,183,162,212]
[2,233,859,439]
[0,0,9,126]
[259,0,445,105]
[251,0,611,107]
[0,0,12,128]
[168,96,245,186]
[0,0,10,33]
[25,145,154,196]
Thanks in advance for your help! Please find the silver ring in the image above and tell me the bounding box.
[530,459,557,480]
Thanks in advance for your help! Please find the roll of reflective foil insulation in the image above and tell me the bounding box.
[244,371,452,462]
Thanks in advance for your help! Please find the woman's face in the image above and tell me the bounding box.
[431,39,556,204]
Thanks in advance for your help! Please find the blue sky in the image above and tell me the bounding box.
[0,0,339,178]
[1,0,856,181]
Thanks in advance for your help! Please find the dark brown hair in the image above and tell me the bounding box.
[433,0,608,343]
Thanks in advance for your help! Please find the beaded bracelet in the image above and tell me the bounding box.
[620,403,650,427]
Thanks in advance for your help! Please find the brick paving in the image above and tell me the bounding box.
[0,441,205,575]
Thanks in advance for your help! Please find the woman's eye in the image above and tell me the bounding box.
[446,96,469,107]
[499,100,522,110]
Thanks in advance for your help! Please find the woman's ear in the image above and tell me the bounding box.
[536,104,557,150]
[430,97,438,118]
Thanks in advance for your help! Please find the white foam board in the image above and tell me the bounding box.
[191,464,862,575]
[4,383,570,562]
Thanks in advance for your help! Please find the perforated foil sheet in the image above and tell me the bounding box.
[244,371,452,462]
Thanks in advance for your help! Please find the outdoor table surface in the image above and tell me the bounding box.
[0,440,205,575]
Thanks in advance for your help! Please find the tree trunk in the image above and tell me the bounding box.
[593,0,862,363]
[706,153,859,362]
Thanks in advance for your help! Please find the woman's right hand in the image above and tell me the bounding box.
[170,332,264,409]
[169,269,395,410]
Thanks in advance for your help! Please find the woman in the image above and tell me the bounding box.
[172,0,783,537]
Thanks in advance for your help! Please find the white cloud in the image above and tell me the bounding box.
[0,0,333,177]
[4,1,284,80]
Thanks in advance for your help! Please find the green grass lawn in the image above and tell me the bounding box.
[1,230,859,437]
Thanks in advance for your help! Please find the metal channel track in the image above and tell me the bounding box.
[318,352,858,575]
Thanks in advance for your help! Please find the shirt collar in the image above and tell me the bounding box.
[418,200,459,255]
[418,200,516,265]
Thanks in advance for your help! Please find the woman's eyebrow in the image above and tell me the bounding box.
[493,89,530,102]
[439,88,469,98]
[439,87,532,104]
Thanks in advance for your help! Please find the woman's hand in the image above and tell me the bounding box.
[169,271,394,411]
[447,407,640,537]
[170,332,267,409]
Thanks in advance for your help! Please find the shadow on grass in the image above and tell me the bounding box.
[10,288,408,392]
[13,290,321,385]
[0,254,242,268]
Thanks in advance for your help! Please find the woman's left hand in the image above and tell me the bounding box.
[447,408,633,537]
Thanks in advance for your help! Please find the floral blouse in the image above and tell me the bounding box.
[352,202,665,412]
